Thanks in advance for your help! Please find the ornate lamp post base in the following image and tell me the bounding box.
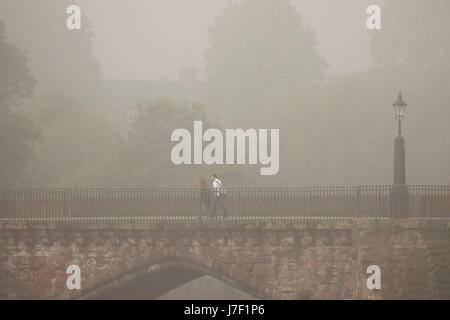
[394,136,406,185]
[390,185,409,218]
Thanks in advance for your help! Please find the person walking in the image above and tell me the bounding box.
[211,174,227,218]
[199,177,210,213]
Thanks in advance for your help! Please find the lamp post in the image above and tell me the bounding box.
[391,92,408,218]
[392,92,407,185]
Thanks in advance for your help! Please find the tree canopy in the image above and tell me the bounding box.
[0,20,35,109]
[0,20,39,185]
[0,0,101,98]
[370,0,450,73]
[99,99,212,185]
[206,0,327,122]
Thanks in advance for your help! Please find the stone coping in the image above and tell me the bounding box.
[0,218,448,231]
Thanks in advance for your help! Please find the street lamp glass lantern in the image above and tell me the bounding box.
[392,92,407,120]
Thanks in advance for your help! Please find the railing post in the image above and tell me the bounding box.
[356,186,361,218]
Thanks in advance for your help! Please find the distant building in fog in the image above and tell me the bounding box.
[178,65,197,85]
[100,78,207,140]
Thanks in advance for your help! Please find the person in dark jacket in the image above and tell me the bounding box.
[200,177,210,213]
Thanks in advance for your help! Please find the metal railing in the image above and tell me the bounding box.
[0,185,448,220]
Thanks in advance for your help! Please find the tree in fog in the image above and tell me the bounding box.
[204,0,328,185]
[22,93,116,186]
[100,99,212,185]
[0,1,112,186]
[206,0,326,122]
[370,0,450,73]
[0,0,101,97]
[0,22,35,108]
[0,20,39,185]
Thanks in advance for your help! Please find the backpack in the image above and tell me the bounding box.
[219,184,227,196]
[215,179,227,196]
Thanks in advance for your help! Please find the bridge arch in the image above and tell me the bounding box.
[74,257,270,300]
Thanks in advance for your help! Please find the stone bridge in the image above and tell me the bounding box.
[0,219,448,299]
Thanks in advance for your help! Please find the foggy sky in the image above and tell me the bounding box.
[78,0,384,80]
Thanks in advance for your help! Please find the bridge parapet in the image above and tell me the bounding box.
[0,219,448,299]
[0,218,448,231]
[1,186,449,219]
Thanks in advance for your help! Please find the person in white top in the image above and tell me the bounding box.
[211,174,227,218]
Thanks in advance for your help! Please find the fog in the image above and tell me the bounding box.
[0,0,449,301]
[1,0,449,187]
[77,0,383,80]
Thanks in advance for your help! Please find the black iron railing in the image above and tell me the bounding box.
[0,185,448,220]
